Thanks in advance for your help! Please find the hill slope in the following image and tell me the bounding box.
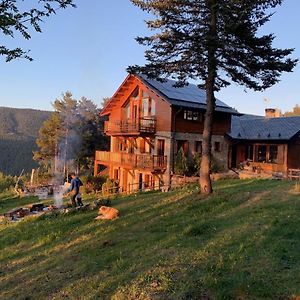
[0,179,299,299]
[0,107,51,175]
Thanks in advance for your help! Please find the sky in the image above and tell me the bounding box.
[0,0,299,115]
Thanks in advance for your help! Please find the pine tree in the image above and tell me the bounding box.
[129,0,297,193]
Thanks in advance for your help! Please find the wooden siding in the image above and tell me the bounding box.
[172,108,231,134]
[104,75,172,134]
[288,137,300,169]
[235,142,288,173]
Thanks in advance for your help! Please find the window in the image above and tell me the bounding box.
[119,139,127,152]
[142,93,156,117]
[131,87,139,99]
[142,98,149,116]
[140,139,145,154]
[246,145,253,161]
[195,141,202,154]
[126,103,130,118]
[269,145,278,163]
[150,99,156,116]
[257,145,267,162]
[214,142,221,152]
[183,110,202,121]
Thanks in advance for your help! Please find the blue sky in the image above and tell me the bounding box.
[0,0,299,115]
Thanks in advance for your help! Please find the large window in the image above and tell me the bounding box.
[254,144,279,164]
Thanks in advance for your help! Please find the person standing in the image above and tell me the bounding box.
[68,173,83,207]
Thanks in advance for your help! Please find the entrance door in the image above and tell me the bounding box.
[139,173,143,191]
[231,145,237,168]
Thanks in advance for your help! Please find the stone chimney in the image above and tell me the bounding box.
[265,108,281,118]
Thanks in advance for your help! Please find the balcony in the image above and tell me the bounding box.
[104,117,156,135]
[95,151,167,172]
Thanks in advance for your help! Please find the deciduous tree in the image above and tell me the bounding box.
[129,0,297,193]
[34,92,109,174]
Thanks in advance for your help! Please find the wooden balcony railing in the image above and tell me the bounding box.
[95,151,167,172]
[104,117,156,135]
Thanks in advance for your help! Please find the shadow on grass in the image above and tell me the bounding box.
[0,180,299,299]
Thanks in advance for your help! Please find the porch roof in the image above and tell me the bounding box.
[229,115,300,141]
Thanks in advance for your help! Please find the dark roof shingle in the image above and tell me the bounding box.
[229,115,300,140]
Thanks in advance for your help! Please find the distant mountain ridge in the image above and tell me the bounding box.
[0,107,51,175]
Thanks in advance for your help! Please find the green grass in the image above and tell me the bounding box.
[0,179,299,299]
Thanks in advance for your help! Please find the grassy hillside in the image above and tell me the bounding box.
[0,107,51,175]
[0,179,299,299]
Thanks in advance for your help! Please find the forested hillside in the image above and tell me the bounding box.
[0,107,51,175]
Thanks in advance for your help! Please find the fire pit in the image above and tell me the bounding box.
[1,202,92,222]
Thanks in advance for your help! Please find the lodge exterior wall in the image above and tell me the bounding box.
[95,73,233,191]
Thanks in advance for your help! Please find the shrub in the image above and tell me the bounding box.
[174,147,188,175]
[211,156,224,173]
[0,172,16,193]
[188,153,201,176]
[102,178,119,197]
[83,175,107,193]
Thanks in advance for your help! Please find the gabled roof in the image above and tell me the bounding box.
[101,73,238,116]
[137,74,238,114]
[229,115,300,141]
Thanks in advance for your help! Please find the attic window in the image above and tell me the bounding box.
[183,110,202,121]
[130,87,139,99]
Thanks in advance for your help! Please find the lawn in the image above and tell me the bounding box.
[0,179,299,299]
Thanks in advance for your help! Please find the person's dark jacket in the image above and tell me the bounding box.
[68,177,83,193]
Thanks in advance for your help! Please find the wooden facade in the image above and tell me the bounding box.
[95,73,236,191]
[230,137,300,175]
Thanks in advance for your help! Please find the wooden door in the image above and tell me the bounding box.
[157,139,165,156]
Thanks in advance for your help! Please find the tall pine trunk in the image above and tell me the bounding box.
[199,0,217,194]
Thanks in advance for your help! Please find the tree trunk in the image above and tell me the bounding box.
[199,0,217,194]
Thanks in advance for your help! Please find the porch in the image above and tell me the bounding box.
[104,117,156,135]
[94,151,167,173]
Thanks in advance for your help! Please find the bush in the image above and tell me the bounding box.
[174,147,188,175]
[0,172,16,193]
[188,153,201,176]
[102,178,119,197]
[83,175,107,193]
[211,156,224,173]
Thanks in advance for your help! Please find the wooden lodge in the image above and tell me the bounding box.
[227,115,300,176]
[94,73,238,191]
